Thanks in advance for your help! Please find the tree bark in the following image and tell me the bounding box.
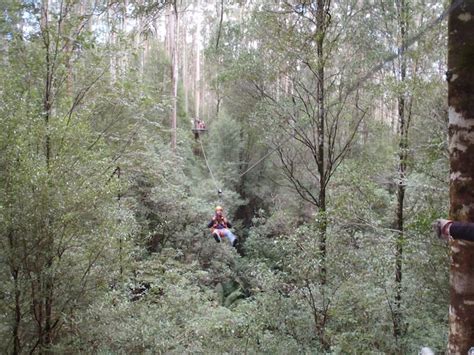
[119,0,129,73]
[448,1,474,353]
[316,0,327,287]
[215,0,224,50]
[8,229,21,355]
[170,2,179,151]
[107,2,117,84]
[40,0,56,347]
[194,0,201,119]
[182,25,188,116]
[393,0,408,341]
[41,0,52,168]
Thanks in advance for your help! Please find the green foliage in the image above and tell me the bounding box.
[0,0,452,353]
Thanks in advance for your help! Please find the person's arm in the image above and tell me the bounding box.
[226,220,232,228]
[450,221,474,242]
[207,217,215,228]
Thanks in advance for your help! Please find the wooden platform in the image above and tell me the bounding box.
[192,128,208,134]
[192,128,207,139]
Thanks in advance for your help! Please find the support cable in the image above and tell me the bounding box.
[199,135,222,196]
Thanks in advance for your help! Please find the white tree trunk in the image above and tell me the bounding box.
[194,0,201,119]
[170,3,179,151]
[448,1,474,353]
[182,25,188,116]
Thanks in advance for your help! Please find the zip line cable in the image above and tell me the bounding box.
[239,144,283,178]
[237,0,462,179]
[199,135,223,196]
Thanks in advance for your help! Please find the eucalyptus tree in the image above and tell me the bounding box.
[248,0,371,283]
[0,0,139,352]
[207,0,376,348]
[170,0,179,151]
[391,0,412,341]
[447,0,474,352]
[370,0,450,343]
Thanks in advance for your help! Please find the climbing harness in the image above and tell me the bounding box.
[210,216,229,232]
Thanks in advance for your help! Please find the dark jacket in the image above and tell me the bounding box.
[451,221,474,242]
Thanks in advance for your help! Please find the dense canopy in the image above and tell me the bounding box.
[0,0,470,353]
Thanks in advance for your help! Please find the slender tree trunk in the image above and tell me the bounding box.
[165,12,171,57]
[40,0,55,347]
[41,0,52,168]
[182,27,188,116]
[393,72,406,340]
[216,94,222,117]
[65,35,73,96]
[4,187,21,352]
[447,1,474,353]
[315,2,333,348]
[31,280,43,351]
[215,0,224,50]
[170,2,179,151]
[44,271,53,345]
[195,0,201,119]
[316,0,327,287]
[215,61,221,117]
[393,95,406,340]
[393,0,408,341]
[8,229,21,355]
[136,0,145,79]
[13,272,21,354]
[116,167,123,279]
[275,77,280,100]
[121,0,128,72]
[108,2,116,84]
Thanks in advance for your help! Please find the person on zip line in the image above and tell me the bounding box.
[208,206,238,247]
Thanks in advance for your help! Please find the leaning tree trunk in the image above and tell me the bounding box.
[448,1,474,353]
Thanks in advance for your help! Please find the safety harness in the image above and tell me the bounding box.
[211,215,229,236]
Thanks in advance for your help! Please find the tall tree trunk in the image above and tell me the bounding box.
[8,229,21,355]
[182,27,188,116]
[170,2,179,151]
[194,0,201,119]
[393,0,408,341]
[40,0,55,347]
[393,96,406,339]
[315,2,331,346]
[119,0,129,74]
[41,0,52,168]
[215,0,224,50]
[316,0,327,287]
[165,12,171,57]
[108,2,116,84]
[5,173,22,352]
[448,1,474,353]
[136,0,145,79]
[44,266,54,345]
